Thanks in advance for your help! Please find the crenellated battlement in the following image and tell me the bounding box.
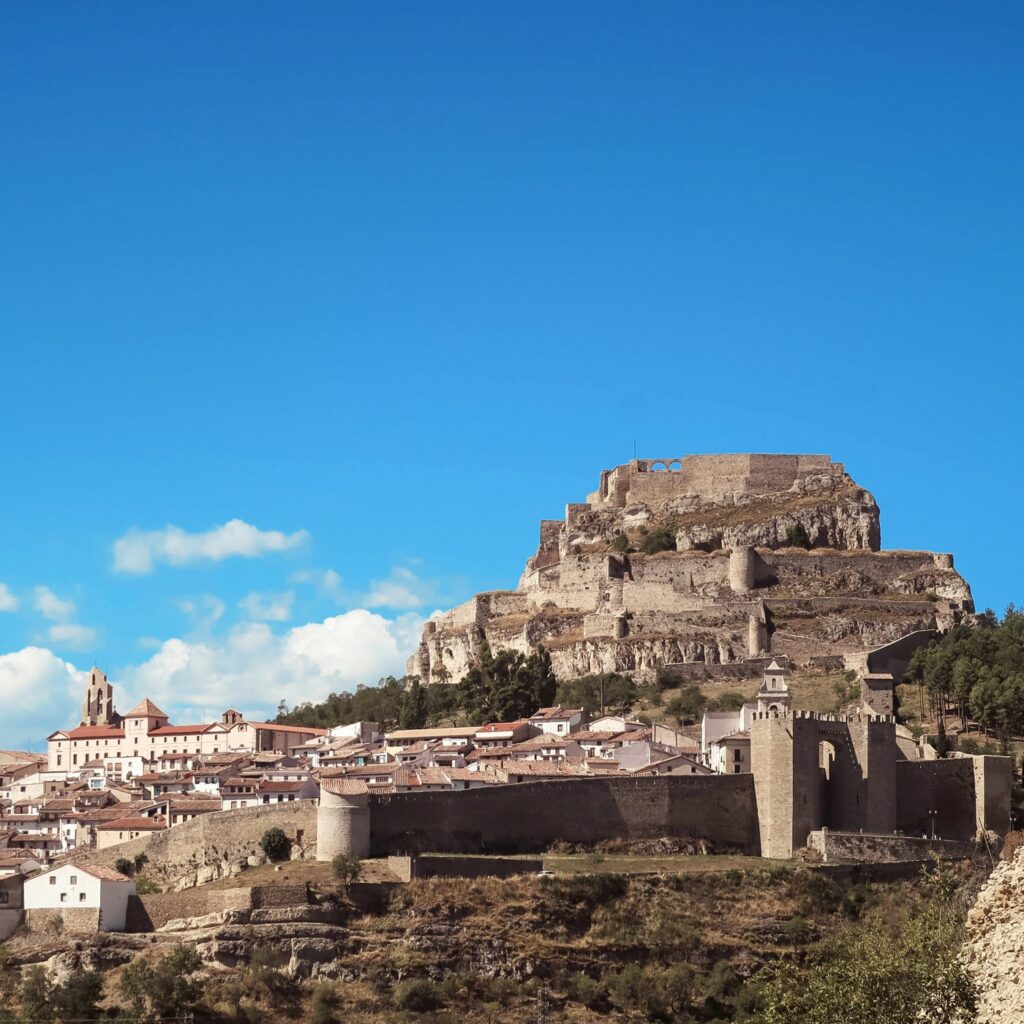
[750,709,896,725]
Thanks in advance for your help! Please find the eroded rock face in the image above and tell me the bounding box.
[408,454,973,684]
[964,845,1024,1023]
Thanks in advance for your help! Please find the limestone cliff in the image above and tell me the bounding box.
[408,454,973,684]
[964,844,1024,1024]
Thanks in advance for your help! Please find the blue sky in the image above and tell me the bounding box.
[1,2,1022,748]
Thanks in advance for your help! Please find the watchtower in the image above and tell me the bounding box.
[317,778,370,860]
[751,709,897,857]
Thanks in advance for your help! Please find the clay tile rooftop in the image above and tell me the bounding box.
[125,698,168,718]
[97,816,167,831]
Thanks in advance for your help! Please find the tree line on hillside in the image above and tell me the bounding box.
[907,606,1024,749]
[275,645,670,731]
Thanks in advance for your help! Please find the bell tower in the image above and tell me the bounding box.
[81,666,120,726]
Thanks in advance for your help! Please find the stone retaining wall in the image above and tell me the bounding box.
[807,829,975,864]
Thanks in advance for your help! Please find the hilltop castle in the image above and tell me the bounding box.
[408,454,973,685]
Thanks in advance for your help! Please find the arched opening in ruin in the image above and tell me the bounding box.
[443,647,454,660]
[819,740,837,781]
[667,460,682,471]
[651,461,668,471]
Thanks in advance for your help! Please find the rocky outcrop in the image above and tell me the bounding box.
[408,454,974,684]
[964,845,1024,1023]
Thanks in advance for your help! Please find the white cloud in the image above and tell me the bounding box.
[175,595,226,633]
[0,605,426,745]
[0,647,86,741]
[112,519,310,575]
[33,586,75,621]
[290,567,344,598]
[239,590,294,622]
[46,623,98,650]
[365,567,434,610]
[118,609,423,723]
[0,584,18,612]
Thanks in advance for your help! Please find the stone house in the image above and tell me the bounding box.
[220,777,260,811]
[708,731,751,775]
[258,778,320,804]
[95,815,166,850]
[24,863,135,932]
[528,707,587,736]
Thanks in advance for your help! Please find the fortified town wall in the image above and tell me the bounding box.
[66,733,1011,889]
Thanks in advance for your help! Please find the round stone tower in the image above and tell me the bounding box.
[729,546,755,593]
[317,778,370,861]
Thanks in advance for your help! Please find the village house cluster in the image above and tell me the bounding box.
[0,663,790,884]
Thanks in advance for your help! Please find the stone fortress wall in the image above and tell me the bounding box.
[65,720,1011,890]
[408,453,973,686]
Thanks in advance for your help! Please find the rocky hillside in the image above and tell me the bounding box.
[408,454,973,685]
[964,840,1024,1024]
[0,859,980,1023]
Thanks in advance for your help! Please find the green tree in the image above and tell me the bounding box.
[555,673,637,715]
[666,685,706,725]
[19,966,53,1023]
[398,678,428,729]
[332,853,362,884]
[51,970,104,1021]
[457,643,557,722]
[260,826,291,862]
[759,910,975,1024]
[121,945,204,1021]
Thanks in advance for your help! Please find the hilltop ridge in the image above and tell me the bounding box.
[408,454,973,684]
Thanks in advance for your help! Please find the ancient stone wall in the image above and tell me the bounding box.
[806,830,975,863]
[66,802,317,890]
[387,854,543,881]
[369,775,759,855]
[25,907,100,934]
[895,759,977,839]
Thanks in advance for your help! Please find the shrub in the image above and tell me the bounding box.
[567,972,606,1009]
[331,853,362,884]
[785,523,811,548]
[783,916,814,944]
[667,685,707,724]
[309,982,338,1024]
[134,875,161,894]
[704,961,741,1002]
[393,978,441,1012]
[607,963,646,1013]
[133,852,148,873]
[260,827,291,862]
[611,532,630,553]
[706,690,749,712]
[114,857,134,877]
[642,526,677,555]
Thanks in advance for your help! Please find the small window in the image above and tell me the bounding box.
[69,875,77,885]
[49,876,57,886]
[60,893,67,902]
[79,892,87,903]
[0,892,8,905]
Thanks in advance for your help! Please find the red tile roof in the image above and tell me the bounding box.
[97,817,166,831]
[124,698,168,718]
[149,724,211,736]
[58,726,125,740]
[244,721,328,735]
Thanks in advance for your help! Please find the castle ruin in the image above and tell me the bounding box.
[408,454,973,684]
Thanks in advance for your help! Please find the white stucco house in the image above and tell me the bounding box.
[24,863,135,931]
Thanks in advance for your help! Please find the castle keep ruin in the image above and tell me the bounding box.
[408,454,973,683]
